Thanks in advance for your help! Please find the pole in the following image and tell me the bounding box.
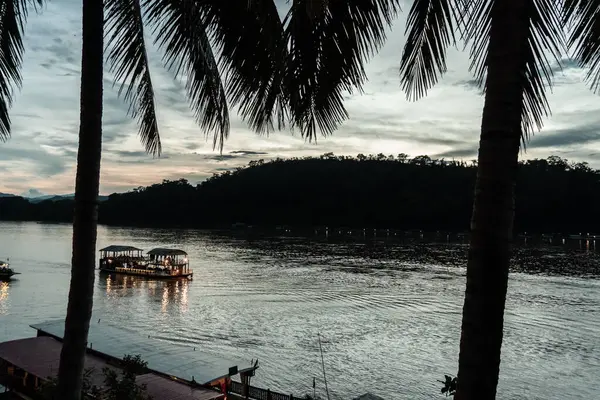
[318,333,330,400]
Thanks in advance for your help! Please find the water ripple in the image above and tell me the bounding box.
[0,223,599,399]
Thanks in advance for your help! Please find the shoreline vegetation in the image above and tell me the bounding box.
[0,153,599,233]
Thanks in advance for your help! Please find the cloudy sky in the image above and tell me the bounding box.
[1,1,599,196]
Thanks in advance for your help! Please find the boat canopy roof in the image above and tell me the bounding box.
[99,245,144,253]
[147,248,187,256]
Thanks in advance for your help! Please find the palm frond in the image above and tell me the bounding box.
[564,0,600,92]
[0,0,44,141]
[196,0,286,136]
[145,0,229,152]
[463,0,565,143]
[105,0,161,156]
[284,0,401,140]
[399,0,458,101]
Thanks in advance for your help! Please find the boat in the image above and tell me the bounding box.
[98,245,193,279]
[0,259,19,281]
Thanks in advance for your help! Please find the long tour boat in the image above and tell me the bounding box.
[0,259,19,280]
[99,245,193,279]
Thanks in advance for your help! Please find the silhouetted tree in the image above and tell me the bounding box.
[392,1,600,397]
[57,1,105,398]
[58,0,285,397]
[397,153,409,163]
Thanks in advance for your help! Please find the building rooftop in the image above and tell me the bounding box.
[136,374,223,400]
[0,336,224,400]
[31,320,246,385]
[0,336,116,388]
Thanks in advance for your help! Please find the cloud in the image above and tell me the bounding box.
[0,145,66,176]
[199,150,270,161]
[113,150,149,158]
[453,79,482,92]
[229,150,269,156]
[0,1,599,194]
[529,124,600,149]
[203,154,239,161]
[434,148,478,160]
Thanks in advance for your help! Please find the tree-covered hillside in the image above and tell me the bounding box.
[0,153,597,233]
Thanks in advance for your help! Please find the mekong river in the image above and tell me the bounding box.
[0,222,598,399]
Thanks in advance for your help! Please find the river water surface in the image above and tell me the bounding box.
[0,222,599,399]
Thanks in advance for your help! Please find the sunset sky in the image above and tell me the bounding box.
[2,0,600,196]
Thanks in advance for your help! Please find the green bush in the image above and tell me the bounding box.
[38,354,151,400]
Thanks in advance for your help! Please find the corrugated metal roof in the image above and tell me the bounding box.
[0,337,225,400]
[31,320,244,385]
[0,336,116,388]
[147,248,188,256]
[136,374,224,400]
[99,245,144,252]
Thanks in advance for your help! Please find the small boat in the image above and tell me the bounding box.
[98,245,193,279]
[0,259,19,280]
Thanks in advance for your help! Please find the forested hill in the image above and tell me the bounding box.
[0,153,598,232]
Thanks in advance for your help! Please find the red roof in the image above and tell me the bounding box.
[0,336,113,388]
[0,337,225,400]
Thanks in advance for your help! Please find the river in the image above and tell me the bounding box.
[0,222,599,399]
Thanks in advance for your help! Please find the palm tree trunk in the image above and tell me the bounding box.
[55,0,104,398]
[455,1,528,399]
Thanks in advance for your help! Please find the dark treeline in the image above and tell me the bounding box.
[0,153,598,233]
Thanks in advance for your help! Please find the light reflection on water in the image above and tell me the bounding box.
[0,222,599,399]
[0,282,9,314]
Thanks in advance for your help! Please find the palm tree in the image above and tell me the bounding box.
[54,0,104,398]
[58,0,367,396]
[53,1,400,397]
[262,0,599,398]
[194,0,598,399]
[397,1,600,397]
[53,0,236,397]
[0,0,44,141]
[2,1,595,399]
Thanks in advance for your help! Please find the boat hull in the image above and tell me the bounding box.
[0,272,17,281]
[99,268,193,279]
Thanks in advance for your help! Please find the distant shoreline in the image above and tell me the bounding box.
[1,153,599,233]
[2,219,600,248]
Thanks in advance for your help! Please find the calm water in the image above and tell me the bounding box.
[0,222,599,399]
